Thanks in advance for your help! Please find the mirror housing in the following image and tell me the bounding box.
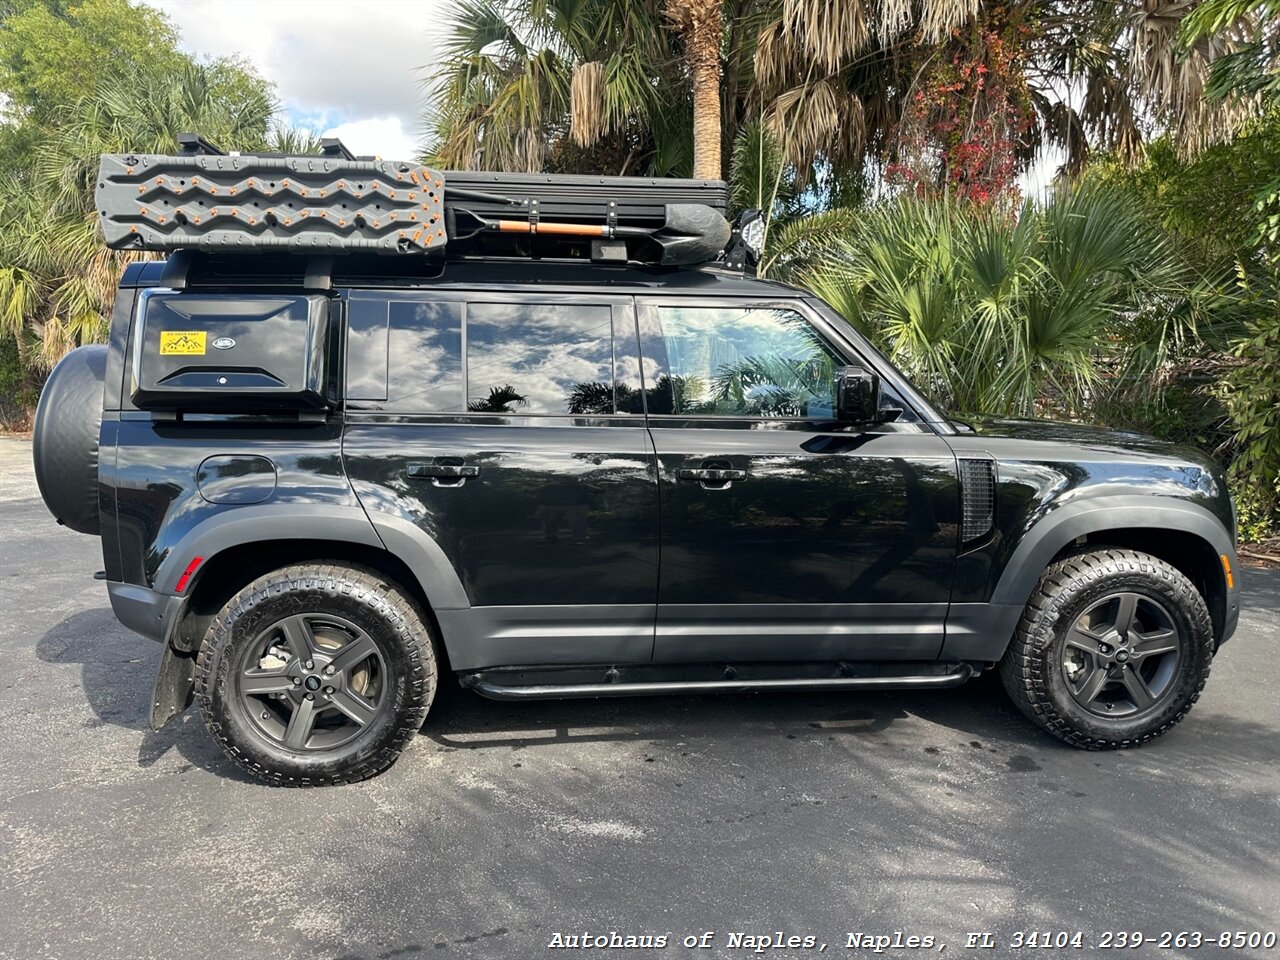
[836,365,881,423]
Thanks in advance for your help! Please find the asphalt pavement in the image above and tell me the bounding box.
[1,436,1276,960]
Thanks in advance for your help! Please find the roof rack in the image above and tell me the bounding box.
[95,135,739,268]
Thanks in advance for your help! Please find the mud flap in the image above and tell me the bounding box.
[150,643,196,731]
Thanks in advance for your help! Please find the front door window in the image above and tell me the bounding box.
[646,305,844,418]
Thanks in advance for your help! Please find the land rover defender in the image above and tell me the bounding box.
[30,141,1240,785]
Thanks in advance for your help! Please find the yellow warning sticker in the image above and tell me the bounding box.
[159,331,206,355]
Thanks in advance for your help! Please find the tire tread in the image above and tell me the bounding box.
[194,562,435,787]
[999,548,1213,750]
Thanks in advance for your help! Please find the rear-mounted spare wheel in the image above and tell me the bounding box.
[33,344,107,535]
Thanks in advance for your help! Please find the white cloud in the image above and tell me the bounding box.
[321,116,420,161]
[144,0,452,157]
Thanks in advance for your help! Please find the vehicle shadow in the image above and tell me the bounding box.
[36,605,1044,778]
[420,665,1048,753]
[34,606,257,783]
[36,591,1278,785]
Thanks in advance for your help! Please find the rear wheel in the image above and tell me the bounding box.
[195,563,436,785]
[1000,548,1214,749]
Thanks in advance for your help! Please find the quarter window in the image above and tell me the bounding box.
[363,297,637,415]
[648,305,845,417]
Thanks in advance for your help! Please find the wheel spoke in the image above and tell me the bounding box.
[330,689,378,727]
[1113,593,1139,635]
[327,633,378,677]
[279,615,316,665]
[1065,626,1105,656]
[1074,665,1110,706]
[1120,666,1155,709]
[1133,629,1178,658]
[240,670,293,696]
[283,696,317,749]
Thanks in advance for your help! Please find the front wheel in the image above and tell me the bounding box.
[1000,548,1214,750]
[196,563,436,785]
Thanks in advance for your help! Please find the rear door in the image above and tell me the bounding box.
[342,290,659,670]
[639,298,960,664]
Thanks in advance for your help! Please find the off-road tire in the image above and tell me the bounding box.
[195,563,436,786]
[999,548,1213,750]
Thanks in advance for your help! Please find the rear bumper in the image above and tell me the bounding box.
[107,581,183,644]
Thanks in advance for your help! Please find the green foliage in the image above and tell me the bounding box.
[1233,481,1279,543]
[794,182,1192,418]
[0,2,277,372]
[424,0,682,174]
[0,0,184,121]
[1087,119,1280,270]
[0,334,37,428]
[1178,0,1280,105]
[1217,271,1280,539]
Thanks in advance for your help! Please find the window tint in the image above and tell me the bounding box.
[365,296,640,415]
[466,303,615,414]
[650,306,845,417]
[346,298,389,401]
[387,301,464,410]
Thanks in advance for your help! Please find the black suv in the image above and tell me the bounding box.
[32,157,1240,786]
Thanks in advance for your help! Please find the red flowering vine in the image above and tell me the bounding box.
[886,10,1036,206]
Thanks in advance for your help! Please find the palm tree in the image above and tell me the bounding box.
[424,0,681,174]
[665,0,724,179]
[762,1,1268,182]
[468,384,529,412]
[426,0,1268,196]
[0,63,274,368]
[797,180,1194,417]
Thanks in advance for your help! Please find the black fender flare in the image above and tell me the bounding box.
[157,504,471,611]
[942,496,1238,662]
[149,507,472,730]
[990,496,1235,607]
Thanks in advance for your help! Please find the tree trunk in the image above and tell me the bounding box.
[670,0,724,181]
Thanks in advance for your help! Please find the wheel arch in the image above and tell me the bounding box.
[169,537,462,674]
[991,497,1238,647]
[947,497,1238,664]
[151,531,466,732]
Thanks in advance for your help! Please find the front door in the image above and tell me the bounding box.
[639,299,959,663]
[342,290,659,670]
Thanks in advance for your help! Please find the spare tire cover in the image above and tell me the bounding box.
[33,344,108,535]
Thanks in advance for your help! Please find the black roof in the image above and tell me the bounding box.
[119,255,808,298]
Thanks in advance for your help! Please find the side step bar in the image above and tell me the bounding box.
[461,665,974,701]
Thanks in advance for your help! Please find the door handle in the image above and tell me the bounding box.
[406,461,480,487]
[677,468,746,482]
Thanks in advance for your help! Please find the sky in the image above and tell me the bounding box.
[146,0,452,160]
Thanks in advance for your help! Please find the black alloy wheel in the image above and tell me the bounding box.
[236,613,389,752]
[1000,548,1214,750]
[196,563,436,786]
[1059,591,1182,718]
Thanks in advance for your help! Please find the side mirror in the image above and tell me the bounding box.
[836,365,881,423]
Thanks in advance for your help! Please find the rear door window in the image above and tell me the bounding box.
[465,303,614,414]
[346,294,641,415]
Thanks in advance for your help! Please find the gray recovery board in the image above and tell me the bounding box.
[96,154,447,255]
